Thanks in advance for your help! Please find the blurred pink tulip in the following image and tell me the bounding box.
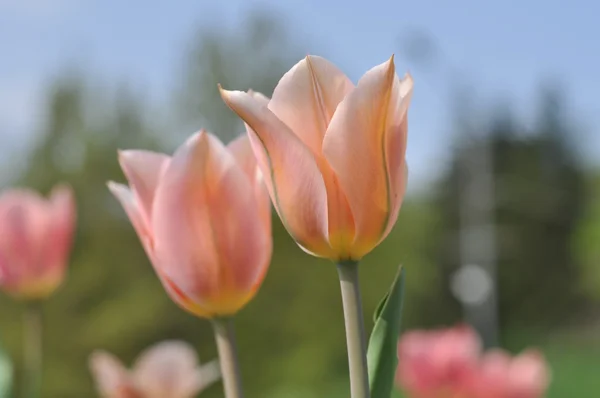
[0,184,75,300]
[468,349,550,398]
[108,131,272,318]
[89,340,221,398]
[220,55,413,261]
[396,325,482,398]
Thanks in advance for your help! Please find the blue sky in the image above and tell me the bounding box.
[1,0,598,192]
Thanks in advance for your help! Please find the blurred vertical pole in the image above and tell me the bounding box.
[400,30,499,348]
[454,90,499,348]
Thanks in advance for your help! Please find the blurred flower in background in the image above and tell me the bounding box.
[469,349,550,398]
[0,184,75,300]
[396,325,550,398]
[396,325,481,398]
[89,340,221,398]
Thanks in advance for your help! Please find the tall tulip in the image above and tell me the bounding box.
[0,183,76,398]
[108,131,272,398]
[220,55,413,398]
[89,340,221,398]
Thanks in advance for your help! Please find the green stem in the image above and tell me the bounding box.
[337,261,370,398]
[211,317,244,398]
[23,302,42,398]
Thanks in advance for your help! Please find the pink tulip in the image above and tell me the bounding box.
[396,325,482,398]
[89,340,221,398]
[108,131,272,318]
[468,349,550,398]
[0,184,75,300]
[220,55,413,261]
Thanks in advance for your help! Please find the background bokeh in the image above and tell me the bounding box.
[1,1,599,397]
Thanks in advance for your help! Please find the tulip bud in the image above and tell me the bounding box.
[0,184,75,300]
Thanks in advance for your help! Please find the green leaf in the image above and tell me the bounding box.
[0,343,13,398]
[367,265,405,398]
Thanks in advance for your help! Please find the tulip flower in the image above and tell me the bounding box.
[221,55,412,398]
[0,184,75,300]
[469,350,550,398]
[108,131,271,319]
[220,55,412,261]
[0,183,76,398]
[396,325,481,398]
[109,130,272,398]
[89,340,221,398]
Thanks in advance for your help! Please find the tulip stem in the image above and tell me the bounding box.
[337,261,370,398]
[23,302,42,398]
[211,317,244,398]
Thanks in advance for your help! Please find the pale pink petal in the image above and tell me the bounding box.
[89,351,138,398]
[107,182,155,262]
[132,341,202,398]
[220,87,332,258]
[269,56,358,256]
[507,351,550,398]
[117,150,170,222]
[227,134,272,236]
[323,57,413,259]
[247,90,270,106]
[269,55,354,155]
[152,131,271,316]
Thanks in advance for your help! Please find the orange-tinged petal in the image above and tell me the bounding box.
[269,55,354,155]
[220,87,333,258]
[117,150,170,222]
[152,131,271,317]
[323,56,413,259]
[268,55,356,258]
[227,134,272,236]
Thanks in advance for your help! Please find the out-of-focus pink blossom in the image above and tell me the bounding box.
[396,324,481,398]
[468,349,550,398]
[89,340,221,398]
[0,184,75,300]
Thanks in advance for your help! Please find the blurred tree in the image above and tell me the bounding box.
[175,8,304,143]
[436,85,587,335]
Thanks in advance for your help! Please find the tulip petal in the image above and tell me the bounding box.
[118,150,170,222]
[133,341,202,398]
[89,351,137,398]
[107,182,155,262]
[269,56,357,256]
[152,131,271,316]
[227,134,272,236]
[323,56,413,258]
[42,185,75,277]
[269,55,354,155]
[220,87,332,257]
